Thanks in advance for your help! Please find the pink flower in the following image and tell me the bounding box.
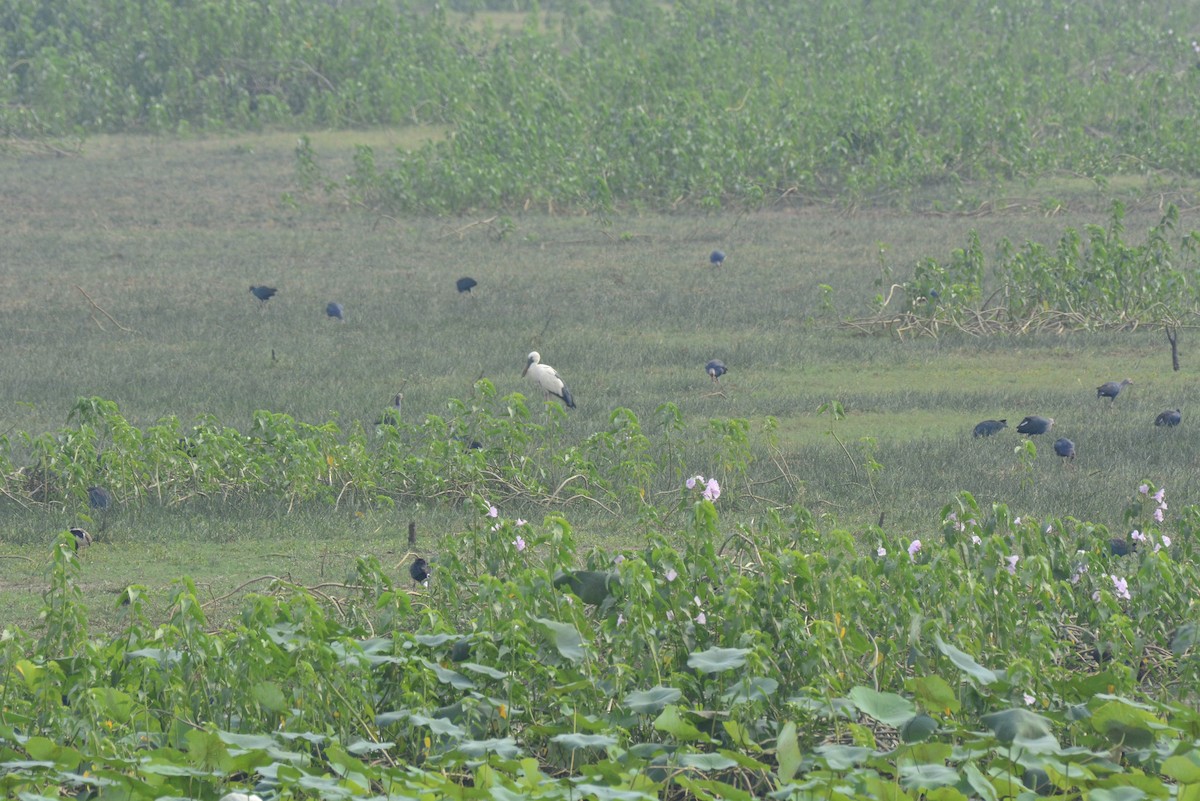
[665,610,675,621]
[1111,575,1131,600]
[971,535,982,545]
[515,518,527,526]
[1139,484,1149,495]
[487,505,499,518]
[908,539,922,557]
[1023,693,1036,706]
[703,478,721,501]
[1131,530,1145,542]
[513,535,526,552]
[1154,508,1164,523]
[877,547,887,557]
[686,475,703,489]
[1153,488,1166,503]
[1013,516,1022,525]
[1005,554,1019,575]
[1162,535,1172,547]
[665,568,678,582]
[695,611,707,625]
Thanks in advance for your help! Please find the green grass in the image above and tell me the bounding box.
[3,132,1200,633]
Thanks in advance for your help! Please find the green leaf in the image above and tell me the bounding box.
[964,761,999,801]
[573,784,658,801]
[185,728,231,771]
[424,660,476,689]
[22,737,82,771]
[899,763,962,790]
[678,752,739,771]
[1092,700,1164,749]
[454,737,521,759]
[900,713,938,743]
[1171,623,1199,654]
[653,705,708,742]
[814,744,872,770]
[935,635,998,684]
[721,676,778,704]
[533,617,586,663]
[409,713,466,739]
[906,674,961,714]
[776,721,802,782]
[624,686,682,714]
[460,662,507,680]
[550,733,617,750]
[686,646,749,674]
[251,681,287,713]
[1163,751,1200,783]
[980,709,1060,752]
[848,686,916,727]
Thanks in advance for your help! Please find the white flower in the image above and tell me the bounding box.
[877,546,887,557]
[1023,693,1036,706]
[1005,554,1019,575]
[665,568,678,582]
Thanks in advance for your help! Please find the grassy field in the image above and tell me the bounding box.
[3,131,1200,633]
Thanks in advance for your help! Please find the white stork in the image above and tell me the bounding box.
[522,351,576,409]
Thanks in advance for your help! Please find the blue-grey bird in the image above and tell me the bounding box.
[523,351,575,409]
[706,359,727,383]
[375,393,403,426]
[326,301,345,321]
[250,285,277,304]
[710,250,726,267]
[1016,416,1054,435]
[456,276,478,293]
[1097,378,1133,402]
[1155,409,1182,427]
[1053,437,1076,461]
[973,419,1007,437]
[87,486,112,510]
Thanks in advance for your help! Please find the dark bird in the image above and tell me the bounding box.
[326,301,345,321]
[706,359,727,383]
[69,527,93,551]
[1155,409,1182,427]
[456,276,478,294]
[249,285,278,305]
[710,250,726,267]
[973,419,1007,438]
[87,486,112,510]
[1096,378,1133,402]
[1053,437,1076,461]
[375,393,403,426]
[1016,416,1055,436]
[1109,537,1136,557]
[522,351,576,409]
[409,557,429,585]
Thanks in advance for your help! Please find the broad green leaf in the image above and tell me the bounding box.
[22,737,81,771]
[1087,789,1153,801]
[1173,623,1199,655]
[686,646,749,674]
[980,709,1060,752]
[776,722,802,782]
[251,681,286,712]
[1092,700,1164,749]
[185,729,231,771]
[1163,751,1200,783]
[899,763,962,790]
[414,633,461,647]
[460,662,507,680]
[453,737,521,759]
[675,775,755,801]
[533,617,586,663]
[409,713,466,738]
[624,686,682,714]
[963,761,999,801]
[906,675,961,714]
[678,752,739,770]
[935,635,998,684]
[424,660,476,690]
[900,713,938,743]
[848,686,916,727]
[814,744,872,770]
[573,784,657,801]
[653,706,708,742]
[550,733,617,750]
[721,676,778,704]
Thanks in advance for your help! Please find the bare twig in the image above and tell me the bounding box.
[73,284,135,333]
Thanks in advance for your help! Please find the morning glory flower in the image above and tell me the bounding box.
[513,535,526,552]
[1153,488,1166,503]
[1139,484,1149,495]
[1131,530,1145,542]
[665,568,678,582]
[703,478,721,501]
[1005,554,1019,575]
[487,505,499,518]
[908,539,922,557]
[1111,575,1131,600]
[877,547,887,557]
[686,475,704,489]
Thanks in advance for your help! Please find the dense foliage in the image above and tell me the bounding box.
[4,455,1200,797]
[5,0,1200,209]
[4,394,1200,795]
